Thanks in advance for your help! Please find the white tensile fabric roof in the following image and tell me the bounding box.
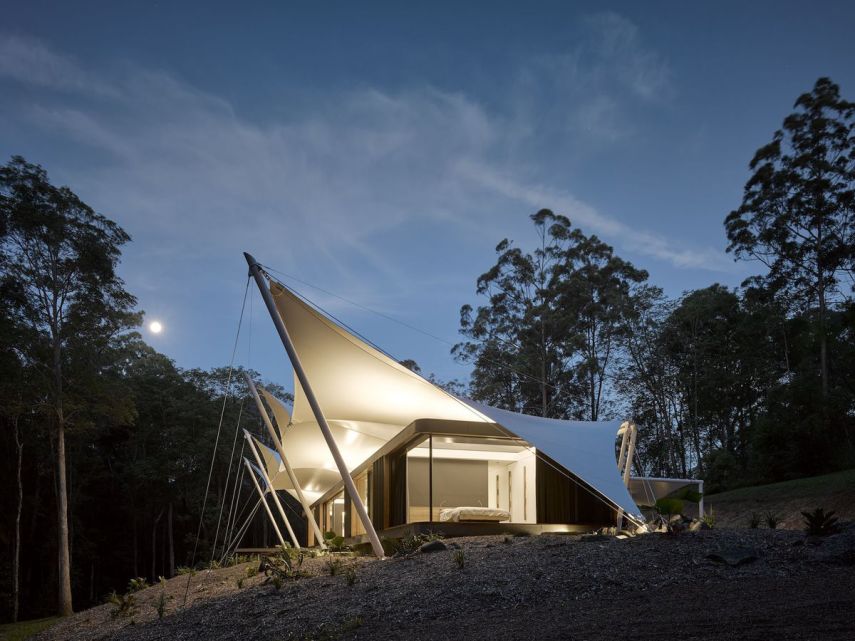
[259,280,642,519]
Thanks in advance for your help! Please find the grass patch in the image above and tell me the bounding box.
[707,469,855,503]
[0,617,61,641]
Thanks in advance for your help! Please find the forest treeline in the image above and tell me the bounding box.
[0,157,294,621]
[456,79,855,487]
[1,77,854,622]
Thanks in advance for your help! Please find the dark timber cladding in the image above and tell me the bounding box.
[536,451,616,524]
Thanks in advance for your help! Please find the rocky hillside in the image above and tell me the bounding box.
[32,526,855,641]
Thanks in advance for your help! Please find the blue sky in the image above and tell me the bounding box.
[2,1,854,389]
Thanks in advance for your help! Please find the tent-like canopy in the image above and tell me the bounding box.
[258,279,643,520]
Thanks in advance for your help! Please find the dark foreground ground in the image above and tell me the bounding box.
[33,526,855,641]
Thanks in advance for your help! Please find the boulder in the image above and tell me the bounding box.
[418,540,448,553]
[706,546,759,566]
[580,534,612,542]
[689,519,711,532]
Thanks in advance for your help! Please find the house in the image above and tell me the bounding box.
[241,254,699,554]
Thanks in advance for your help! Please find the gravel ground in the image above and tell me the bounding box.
[33,526,855,641]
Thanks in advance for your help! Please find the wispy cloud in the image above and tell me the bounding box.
[0,34,117,96]
[0,25,727,291]
[457,161,736,272]
[510,11,673,144]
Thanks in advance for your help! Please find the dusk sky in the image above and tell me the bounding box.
[3,1,854,391]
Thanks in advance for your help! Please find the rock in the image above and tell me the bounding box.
[580,534,612,543]
[418,540,448,553]
[706,547,759,566]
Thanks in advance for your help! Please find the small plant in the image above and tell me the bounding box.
[323,531,347,552]
[765,512,780,529]
[260,552,308,586]
[107,591,137,619]
[207,559,222,570]
[748,512,761,529]
[802,508,840,536]
[224,553,252,567]
[344,565,357,586]
[246,562,260,578]
[127,577,149,593]
[236,577,245,589]
[325,557,343,576]
[452,549,465,569]
[702,507,716,529]
[175,566,196,576]
[155,591,170,619]
[654,498,685,533]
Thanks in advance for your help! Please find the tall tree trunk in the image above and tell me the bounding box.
[56,416,72,615]
[817,224,828,399]
[818,290,828,399]
[13,416,23,623]
[133,515,138,578]
[89,562,95,605]
[167,502,175,578]
[53,334,73,616]
[151,509,164,581]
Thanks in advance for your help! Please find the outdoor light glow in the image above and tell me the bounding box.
[148,321,163,334]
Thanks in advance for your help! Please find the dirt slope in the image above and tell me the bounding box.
[32,527,855,641]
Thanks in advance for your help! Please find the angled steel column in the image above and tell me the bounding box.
[617,422,630,472]
[244,431,300,547]
[622,423,637,487]
[244,373,326,548]
[243,458,288,550]
[244,252,385,558]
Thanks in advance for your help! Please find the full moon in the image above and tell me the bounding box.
[149,321,163,334]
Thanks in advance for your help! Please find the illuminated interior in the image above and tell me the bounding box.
[406,436,536,524]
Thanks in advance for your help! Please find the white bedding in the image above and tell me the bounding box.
[439,507,511,523]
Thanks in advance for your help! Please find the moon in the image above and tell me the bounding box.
[149,320,163,334]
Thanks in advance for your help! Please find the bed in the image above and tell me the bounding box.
[439,507,511,523]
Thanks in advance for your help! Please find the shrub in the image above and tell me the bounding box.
[344,565,357,586]
[127,577,149,593]
[323,531,347,552]
[260,551,308,586]
[453,549,465,569]
[155,590,171,619]
[654,498,685,533]
[325,557,343,576]
[802,508,840,536]
[765,513,780,529]
[748,512,761,529]
[107,591,137,619]
[702,507,716,529]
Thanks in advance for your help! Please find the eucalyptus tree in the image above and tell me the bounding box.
[552,232,648,421]
[0,156,140,616]
[454,210,576,417]
[725,77,855,398]
[456,210,646,421]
